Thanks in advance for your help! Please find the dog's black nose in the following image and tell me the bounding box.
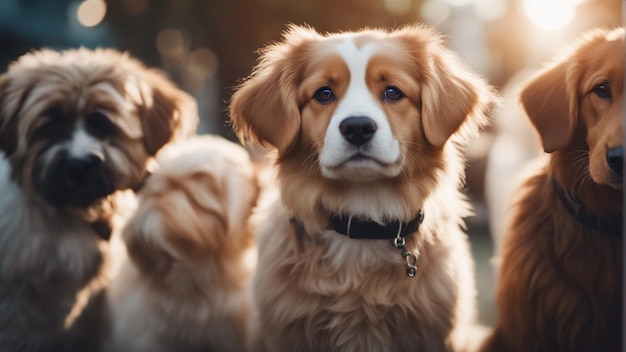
[64,154,104,186]
[339,116,377,146]
[607,146,623,177]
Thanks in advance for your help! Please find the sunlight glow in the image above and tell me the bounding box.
[521,0,585,31]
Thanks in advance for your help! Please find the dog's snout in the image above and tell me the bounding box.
[339,116,377,146]
[64,154,103,186]
[607,147,623,178]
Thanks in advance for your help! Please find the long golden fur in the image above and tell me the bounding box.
[230,24,495,351]
[0,48,196,352]
[104,135,258,352]
[482,28,624,352]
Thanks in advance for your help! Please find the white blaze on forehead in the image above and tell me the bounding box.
[328,39,381,130]
[319,37,401,175]
[68,128,104,159]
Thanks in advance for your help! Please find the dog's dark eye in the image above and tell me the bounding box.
[314,87,335,104]
[383,86,404,101]
[45,107,65,120]
[592,83,612,99]
[36,107,72,141]
[85,111,116,139]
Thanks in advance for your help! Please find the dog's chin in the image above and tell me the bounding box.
[44,186,115,209]
[35,159,118,209]
[589,165,623,190]
[606,179,623,190]
[320,158,403,182]
[38,180,116,209]
[608,183,623,190]
[592,176,622,191]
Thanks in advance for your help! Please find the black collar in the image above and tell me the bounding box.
[552,177,623,237]
[132,170,152,193]
[328,210,424,240]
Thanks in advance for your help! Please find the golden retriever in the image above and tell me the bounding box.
[104,136,259,352]
[482,27,624,352]
[0,48,196,352]
[230,24,495,351]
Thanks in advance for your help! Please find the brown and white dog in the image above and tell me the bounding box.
[482,28,624,352]
[104,135,259,352]
[230,24,495,351]
[0,48,196,352]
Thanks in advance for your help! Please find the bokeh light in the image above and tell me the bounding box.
[182,47,219,93]
[521,0,585,31]
[384,0,413,16]
[156,28,191,70]
[443,0,473,7]
[420,0,451,25]
[474,0,507,21]
[76,0,106,28]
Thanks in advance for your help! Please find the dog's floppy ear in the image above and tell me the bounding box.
[0,74,20,156]
[411,28,494,147]
[519,60,578,153]
[123,204,174,275]
[134,70,198,156]
[230,25,317,154]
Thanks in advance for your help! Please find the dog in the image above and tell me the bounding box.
[230,24,496,352]
[0,48,196,352]
[103,135,259,352]
[482,27,624,352]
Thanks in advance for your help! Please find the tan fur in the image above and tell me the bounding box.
[482,28,624,352]
[231,24,495,352]
[104,135,258,352]
[0,48,197,352]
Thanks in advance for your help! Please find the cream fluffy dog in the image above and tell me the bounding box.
[104,135,258,352]
[0,48,196,352]
[230,24,495,351]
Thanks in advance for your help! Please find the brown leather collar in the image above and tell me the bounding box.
[552,177,622,237]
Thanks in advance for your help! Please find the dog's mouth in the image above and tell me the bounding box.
[328,152,394,168]
[321,152,403,181]
[35,154,117,208]
[605,146,623,189]
[344,153,383,165]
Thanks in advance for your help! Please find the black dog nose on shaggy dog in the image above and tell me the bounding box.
[607,146,623,177]
[64,154,103,186]
[339,116,377,146]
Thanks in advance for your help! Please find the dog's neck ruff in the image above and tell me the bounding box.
[328,210,424,240]
[552,177,623,237]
